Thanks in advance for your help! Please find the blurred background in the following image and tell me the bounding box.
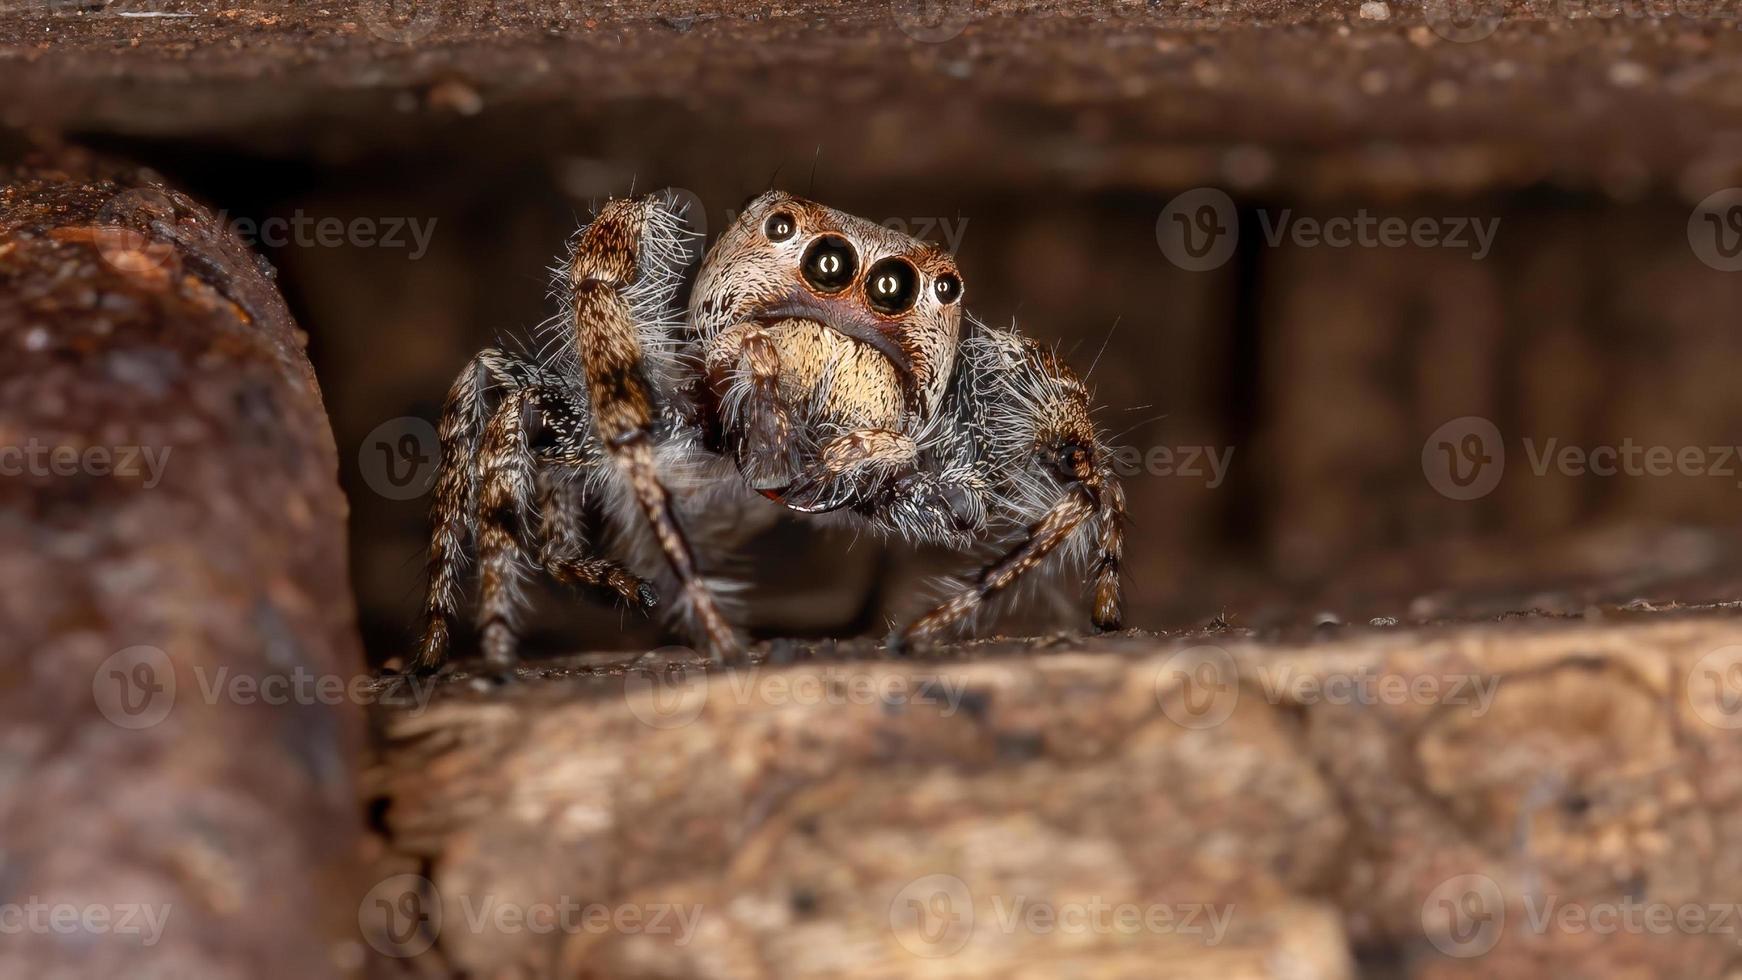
[15,0,1742,662]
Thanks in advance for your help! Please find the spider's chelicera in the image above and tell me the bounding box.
[414,190,1126,670]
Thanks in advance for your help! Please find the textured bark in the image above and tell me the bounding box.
[0,152,366,979]
[3,0,1741,199]
[366,609,1742,978]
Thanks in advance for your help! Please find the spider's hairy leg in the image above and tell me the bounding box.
[899,486,1098,646]
[533,433,657,613]
[473,388,540,670]
[416,348,530,672]
[571,196,739,662]
[1090,477,1127,630]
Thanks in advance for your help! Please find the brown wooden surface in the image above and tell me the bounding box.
[5,1,1742,199]
[364,606,1742,978]
[0,151,367,980]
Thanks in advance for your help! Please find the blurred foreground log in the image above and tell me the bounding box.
[0,154,366,979]
[366,609,1742,978]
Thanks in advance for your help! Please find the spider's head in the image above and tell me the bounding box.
[691,190,966,416]
[961,328,1126,630]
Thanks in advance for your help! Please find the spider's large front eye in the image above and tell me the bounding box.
[933,272,963,305]
[802,235,858,293]
[865,257,918,315]
[1047,441,1091,480]
[764,212,797,242]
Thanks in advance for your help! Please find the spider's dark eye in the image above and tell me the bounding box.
[801,235,858,293]
[933,272,963,305]
[865,257,918,315]
[1048,441,1090,480]
[764,211,797,242]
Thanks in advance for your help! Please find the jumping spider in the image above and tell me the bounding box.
[414,190,1125,670]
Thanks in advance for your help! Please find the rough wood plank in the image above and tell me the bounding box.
[0,151,368,979]
[364,609,1742,977]
[3,1,1740,197]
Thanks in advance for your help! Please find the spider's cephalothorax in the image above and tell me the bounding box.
[414,190,1124,670]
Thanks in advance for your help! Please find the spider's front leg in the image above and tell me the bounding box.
[899,463,1126,648]
[570,196,741,662]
